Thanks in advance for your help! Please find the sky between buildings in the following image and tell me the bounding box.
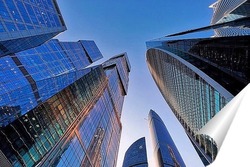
[56,1,215,166]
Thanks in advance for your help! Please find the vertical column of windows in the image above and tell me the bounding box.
[54,134,85,167]
[80,40,103,63]
[106,69,125,116]
[24,2,38,28]
[0,1,11,21]
[5,0,21,31]
[15,1,32,29]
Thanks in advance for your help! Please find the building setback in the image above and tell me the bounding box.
[0,0,66,57]
[148,110,185,167]
[122,137,148,167]
[0,39,103,126]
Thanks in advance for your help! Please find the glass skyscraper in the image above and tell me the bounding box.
[122,137,148,167]
[0,0,66,56]
[148,110,185,167]
[0,1,131,167]
[0,39,103,127]
[146,0,250,165]
[0,53,130,167]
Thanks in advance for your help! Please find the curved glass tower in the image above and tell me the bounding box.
[148,110,185,167]
[146,42,234,165]
[146,0,250,165]
[122,137,148,167]
[0,1,131,166]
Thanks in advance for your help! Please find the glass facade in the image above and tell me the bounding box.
[122,137,148,167]
[43,54,130,167]
[0,1,131,166]
[0,53,130,167]
[0,0,66,56]
[146,0,249,165]
[0,66,105,167]
[148,110,185,167]
[103,53,131,95]
[146,47,231,164]
[103,53,131,117]
[80,40,103,63]
[146,31,250,165]
[0,39,103,126]
[210,0,250,36]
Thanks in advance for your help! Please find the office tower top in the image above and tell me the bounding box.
[103,53,131,117]
[103,53,131,94]
[210,0,250,36]
[210,0,249,24]
[0,0,66,56]
[0,39,103,127]
[122,137,148,167]
[148,110,186,167]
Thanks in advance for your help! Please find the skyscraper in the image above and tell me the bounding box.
[146,35,241,166]
[122,137,148,167]
[148,110,185,167]
[0,0,66,56]
[0,39,103,126]
[0,1,131,166]
[146,0,250,165]
[0,53,130,167]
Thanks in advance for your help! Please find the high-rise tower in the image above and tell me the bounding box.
[0,53,130,167]
[148,110,185,167]
[122,137,148,167]
[0,39,102,126]
[0,1,131,166]
[146,0,250,165]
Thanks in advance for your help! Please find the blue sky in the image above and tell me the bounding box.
[56,1,215,166]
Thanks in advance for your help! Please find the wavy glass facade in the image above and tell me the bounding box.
[0,0,66,56]
[0,39,103,126]
[0,53,130,167]
[122,137,148,167]
[148,110,185,167]
[210,0,250,36]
